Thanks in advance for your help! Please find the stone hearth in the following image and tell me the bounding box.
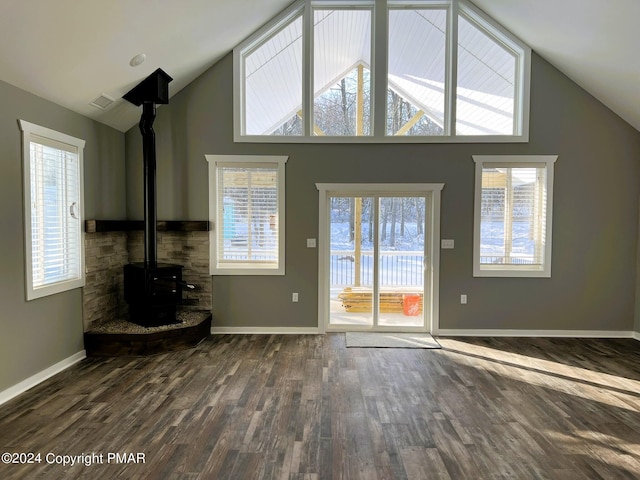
[84,310,212,357]
[82,220,212,355]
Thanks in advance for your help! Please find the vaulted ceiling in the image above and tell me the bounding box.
[0,0,637,133]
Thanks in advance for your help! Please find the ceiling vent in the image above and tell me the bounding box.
[89,93,115,110]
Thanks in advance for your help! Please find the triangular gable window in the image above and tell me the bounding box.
[243,12,303,136]
[457,7,519,135]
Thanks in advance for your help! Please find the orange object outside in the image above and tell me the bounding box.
[402,294,421,316]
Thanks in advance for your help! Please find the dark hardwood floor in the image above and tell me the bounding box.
[1,334,639,479]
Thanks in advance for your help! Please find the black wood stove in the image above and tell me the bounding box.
[122,69,187,327]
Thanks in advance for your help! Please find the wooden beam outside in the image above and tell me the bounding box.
[354,197,362,287]
[395,110,425,136]
[297,110,326,136]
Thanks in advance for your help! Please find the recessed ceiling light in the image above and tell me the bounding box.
[130,53,146,67]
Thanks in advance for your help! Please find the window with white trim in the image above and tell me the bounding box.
[473,155,557,277]
[19,120,85,300]
[206,155,287,275]
[234,0,531,143]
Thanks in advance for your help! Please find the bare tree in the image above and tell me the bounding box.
[389,198,398,247]
[416,198,424,236]
[380,199,389,243]
[270,115,302,136]
[400,198,406,236]
[348,197,355,242]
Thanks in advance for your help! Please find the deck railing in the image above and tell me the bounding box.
[330,250,424,287]
[480,256,536,265]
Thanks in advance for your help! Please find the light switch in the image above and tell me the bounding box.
[307,238,316,248]
[441,239,455,249]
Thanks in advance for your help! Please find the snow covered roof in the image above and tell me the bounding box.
[244,7,519,136]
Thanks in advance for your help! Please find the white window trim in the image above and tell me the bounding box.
[315,183,444,334]
[233,0,531,144]
[206,154,287,275]
[19,120,86,300]
[472,155,557,278]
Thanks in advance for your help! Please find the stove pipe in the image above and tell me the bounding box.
[140,101,157,267]
[123,68,173,267]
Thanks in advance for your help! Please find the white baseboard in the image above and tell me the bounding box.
[211,327,320,335]
[210,327,639,339]
[434,329,635,338]
[0,350,86,407]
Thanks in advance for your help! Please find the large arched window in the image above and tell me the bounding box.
[234,0,530,143]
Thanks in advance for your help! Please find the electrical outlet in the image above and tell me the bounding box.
[307,238,316,248]
[292,292,299,302]
[460,294,467,304]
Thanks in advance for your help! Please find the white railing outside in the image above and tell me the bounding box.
[330,250,424,287]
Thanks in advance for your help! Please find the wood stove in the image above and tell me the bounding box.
[124,262,184,326]
[122,68,186,327]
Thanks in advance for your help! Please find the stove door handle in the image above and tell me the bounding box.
[177,281,196,290]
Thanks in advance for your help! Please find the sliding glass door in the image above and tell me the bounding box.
[329,196,374,327]
[378,197,426,327]
[322,187,436,332]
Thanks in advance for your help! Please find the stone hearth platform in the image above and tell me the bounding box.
[84,310,211,357]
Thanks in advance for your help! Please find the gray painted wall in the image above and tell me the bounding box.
[126,52,640,332]
[0,80,125,393]
[636,202,640,335]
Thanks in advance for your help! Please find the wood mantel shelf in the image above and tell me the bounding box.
[85,220,209,233]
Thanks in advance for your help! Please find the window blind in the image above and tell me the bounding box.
[480,166,545,266]
[216,165,279,267]
[29,136,82,288]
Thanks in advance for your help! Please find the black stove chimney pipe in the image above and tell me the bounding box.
[123,68,172,267]
[140,101,157,267]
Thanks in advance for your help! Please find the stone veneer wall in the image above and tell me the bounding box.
[83,229,211,331]
[83,232,129,331]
